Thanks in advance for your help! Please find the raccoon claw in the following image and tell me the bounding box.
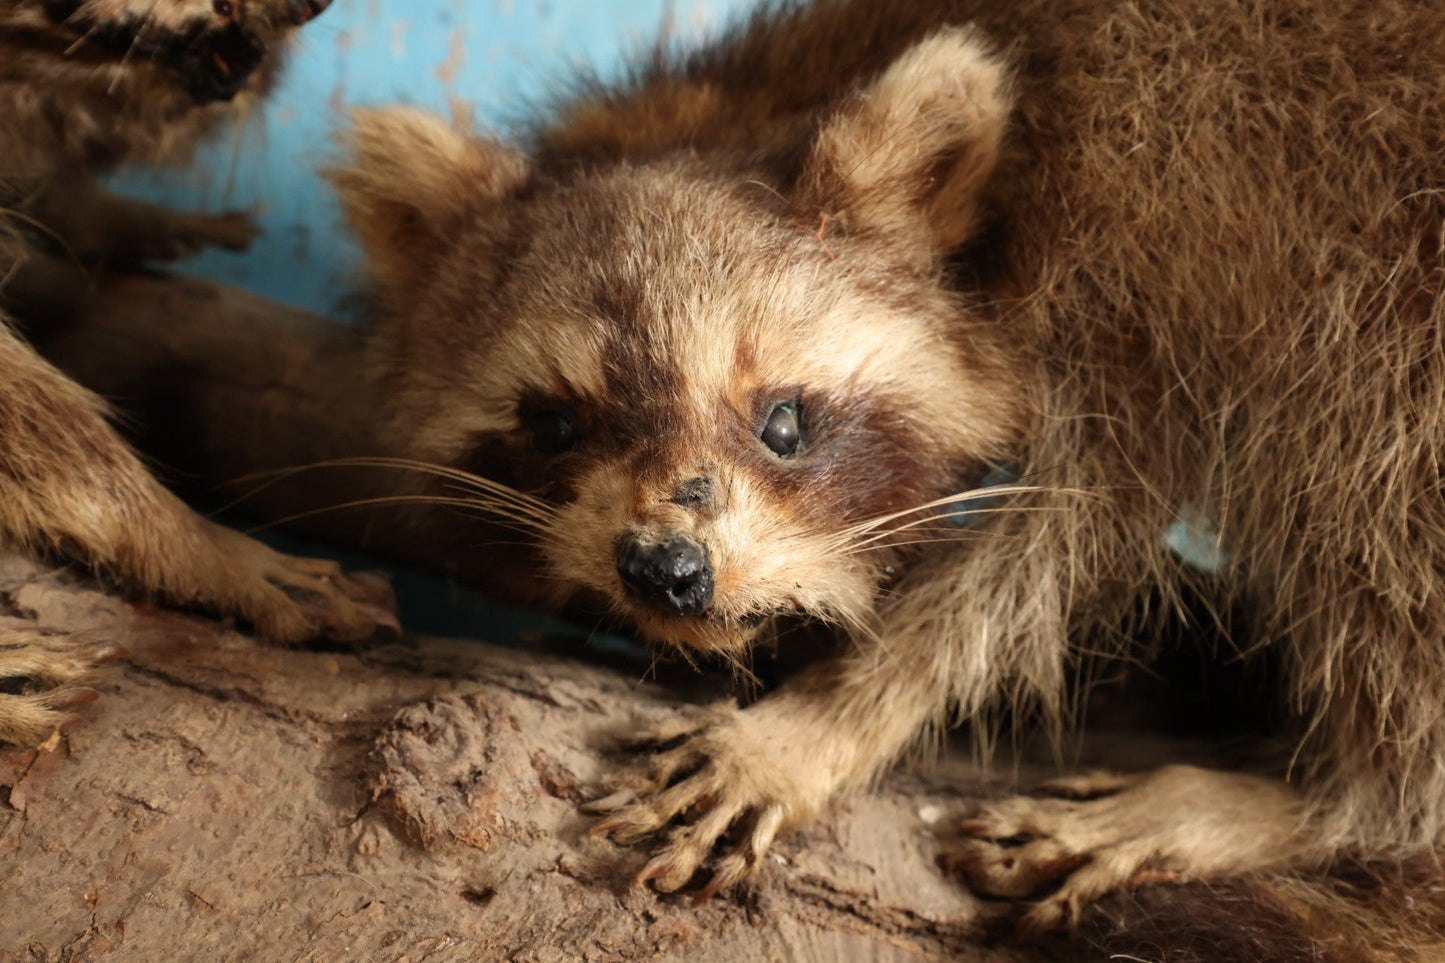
[949,773,1166,927]
[257,557,399,643]
[589,713,804,899]
[271,565,397,632]
[580,788,637,814]
[0,629,121,746]
[1028,770,1133,800]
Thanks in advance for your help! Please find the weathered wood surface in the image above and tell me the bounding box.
[0,550,1019,962]
[5,274,1036,962]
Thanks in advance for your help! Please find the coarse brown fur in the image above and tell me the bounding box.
[0,0,396,747]
[321,0,1445,952]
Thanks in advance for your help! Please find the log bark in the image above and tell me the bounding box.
[6,273,1035,961]
[0,552,1010,962]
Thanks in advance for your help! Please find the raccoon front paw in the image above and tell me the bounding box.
[131,209,261,261]
[948,765,1307,931]
[195,526,399,645]
[587,710,819,901]
[0,629,124,746]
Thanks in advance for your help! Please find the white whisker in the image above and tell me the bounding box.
[244,493,550,538]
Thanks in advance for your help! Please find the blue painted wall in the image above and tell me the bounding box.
[116,0,753,315]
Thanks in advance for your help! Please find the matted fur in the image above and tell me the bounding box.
[326,0,1445,946]
[0,0,393,747]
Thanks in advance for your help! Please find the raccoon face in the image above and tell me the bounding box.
[37,0,328,103]
[332,30,1026,653]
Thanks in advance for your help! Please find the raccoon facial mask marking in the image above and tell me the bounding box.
[329,52,1027,654]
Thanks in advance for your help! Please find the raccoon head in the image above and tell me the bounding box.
[38,0,328,104]
[331,30,1029,654]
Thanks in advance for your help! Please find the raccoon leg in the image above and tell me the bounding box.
[949,765,1319,930]
[587,530,1320,907]
[29,176,260,265]
[0,322,397,663]
[0,628,123,746]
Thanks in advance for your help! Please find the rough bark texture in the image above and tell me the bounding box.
[0,549,1023,962]
[3,273,1040,961]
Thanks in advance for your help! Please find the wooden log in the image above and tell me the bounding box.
[0,552,1002,961]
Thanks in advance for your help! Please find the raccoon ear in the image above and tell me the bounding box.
[795,27,1011,258]
[327,107,530,298]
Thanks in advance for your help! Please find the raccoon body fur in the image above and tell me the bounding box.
[321,0,1445,941]
[0,0,394,746]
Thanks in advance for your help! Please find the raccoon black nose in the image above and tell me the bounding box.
[615,534,714,617]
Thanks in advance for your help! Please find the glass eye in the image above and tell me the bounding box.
[760,403,802,457]
[529,410,577,456]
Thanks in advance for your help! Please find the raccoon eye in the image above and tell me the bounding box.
[528,410,578,456]
[760,403,802,458]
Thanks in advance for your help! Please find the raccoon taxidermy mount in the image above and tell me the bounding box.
[302,0,1445,931]
[0,0,395,746]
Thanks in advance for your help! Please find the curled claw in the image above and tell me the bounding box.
[580,788,637,814]
[590,736,796,900]
[589,815,629,839]
[77,640,127,664]
[1,630,122,746]
[635,855,674,887]
[52,686,100,710]
[692,853,749,906]
[247,551,400,644]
